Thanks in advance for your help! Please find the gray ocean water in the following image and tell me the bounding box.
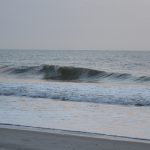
[0,49,150,106]
[1,49,150,139]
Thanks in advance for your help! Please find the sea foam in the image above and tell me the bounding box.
[0,82,150,106]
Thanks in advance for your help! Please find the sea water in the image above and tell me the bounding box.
[0,49,150,139]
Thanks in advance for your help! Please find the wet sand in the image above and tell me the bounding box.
[0,124,150,150]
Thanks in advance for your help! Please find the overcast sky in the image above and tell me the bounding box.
[0,0,150,50]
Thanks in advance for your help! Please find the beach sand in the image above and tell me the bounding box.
[0,124,150,150]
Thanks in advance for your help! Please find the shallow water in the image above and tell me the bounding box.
[0,96,150,139]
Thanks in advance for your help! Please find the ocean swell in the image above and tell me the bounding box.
[0,65,150,82]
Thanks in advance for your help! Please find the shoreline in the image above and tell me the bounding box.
[0,124,150,150]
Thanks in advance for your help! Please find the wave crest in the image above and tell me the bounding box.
[0,65,150,82]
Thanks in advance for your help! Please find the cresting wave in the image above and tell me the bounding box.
[0,82,150,106]
[0,65,150,82]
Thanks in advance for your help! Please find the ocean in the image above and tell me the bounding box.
[0,49,150,139]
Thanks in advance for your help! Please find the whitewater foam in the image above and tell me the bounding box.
[0,82,150,106]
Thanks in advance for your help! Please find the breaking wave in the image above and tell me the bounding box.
[0,65,150,82]
[0,82,150,106]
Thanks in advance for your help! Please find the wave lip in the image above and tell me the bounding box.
[0,65,150,82]
[42,65,103,80]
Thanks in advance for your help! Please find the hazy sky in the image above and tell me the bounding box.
[0,0,150,50]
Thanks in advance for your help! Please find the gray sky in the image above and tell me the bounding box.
[0,0,150,50]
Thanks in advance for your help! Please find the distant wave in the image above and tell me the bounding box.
[0,65,150,82]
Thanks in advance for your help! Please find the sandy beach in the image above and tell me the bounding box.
[0,124,150,150]
[1,0,150,149]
